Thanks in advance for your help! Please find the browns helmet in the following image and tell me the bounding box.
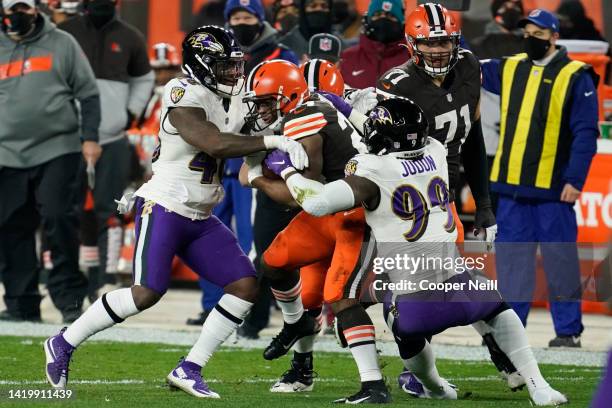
[243,60,309,131]
[405,3,461,77]
[150,43,180,69]
[300,59,344,97]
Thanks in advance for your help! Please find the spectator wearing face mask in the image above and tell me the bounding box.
[225,0,297,73]
[279,0,340,63]
[270,0,299,36]
[557,0,606,42]
[332,0,361,47]
[471,0,525,60]
[340,0,407,89]
[59,0,154,304]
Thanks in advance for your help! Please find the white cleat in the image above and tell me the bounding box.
[529,386,568,406]
[270,379,314,393]
[166,359,220,399]
[423,380,458,400]
[501,370,526,391]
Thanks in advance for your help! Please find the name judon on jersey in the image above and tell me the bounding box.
[346,138,459,292]
[135,77,248,220]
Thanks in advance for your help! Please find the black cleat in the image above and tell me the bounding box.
[333,380,392,404]
[548,335,581,348]
[270,357,315,392]
[263,313,319,360]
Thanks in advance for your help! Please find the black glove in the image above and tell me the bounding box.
[474,200,496,229]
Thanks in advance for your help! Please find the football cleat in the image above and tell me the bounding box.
[167,358,220,399]
[270,358,315,393]
[44,327,75,390]
[529,385,568,406]
[333,380,392,404]
[263,313,319,360]
[398,371,457,400]
[501,370,526,391]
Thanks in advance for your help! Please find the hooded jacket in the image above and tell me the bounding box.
[243,21,297,74]
[0,14,100,168]
[340,34,409,89]
[59,14,154,146]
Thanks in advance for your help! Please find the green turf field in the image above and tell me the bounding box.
[0,336,602,407]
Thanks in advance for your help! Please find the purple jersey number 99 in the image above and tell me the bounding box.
[392,177,455,241]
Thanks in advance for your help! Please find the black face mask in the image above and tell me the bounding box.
[276,14,298,34]
[87,0,116,28]
[333,1,350,24]
[367,19,404,44]
[2,12,36,37]
[524,36,551,60]
[305,11,332,35]
[230,23,261,47]
[498,8,522,31]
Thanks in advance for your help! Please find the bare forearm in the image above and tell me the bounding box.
[211,134,267,158]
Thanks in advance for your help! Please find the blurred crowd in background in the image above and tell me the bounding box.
[0,0,609,339]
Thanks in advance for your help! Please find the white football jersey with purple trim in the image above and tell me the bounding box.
[135,77,248,220]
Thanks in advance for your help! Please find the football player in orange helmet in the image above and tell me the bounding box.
[242,60,389,403]
[300,58,345,97]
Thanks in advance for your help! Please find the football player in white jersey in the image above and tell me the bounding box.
[44,26,309,399]
[264,97,567,406]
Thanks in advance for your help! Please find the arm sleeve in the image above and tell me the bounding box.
[80,95,101,142]
[480,58,502,95]
[563,70,599,190]
[285,173,355,216]
[127,32,154,116]
[461,118,491,207]
[64,34,100,142]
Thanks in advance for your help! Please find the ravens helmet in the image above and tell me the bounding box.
[364,97,429,156]
[182,25,245,97]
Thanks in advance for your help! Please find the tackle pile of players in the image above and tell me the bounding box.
[43,3,567,406]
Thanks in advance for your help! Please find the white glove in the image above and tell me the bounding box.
[479,224,497,251]
[247,163,263,186]
[263,136,309,170]
[346,87,378,114]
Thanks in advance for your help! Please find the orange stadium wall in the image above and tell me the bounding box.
[128,1,605,51]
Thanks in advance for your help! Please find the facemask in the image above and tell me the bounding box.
[305,11,332,35]
[2,12,36,37]
[276,14,298,34]
[367,19,404,44]
[497,8,522,31]
[525,36,551,61]
[333,1,350,24]
[86,0,116,28]
[230,23,261,47]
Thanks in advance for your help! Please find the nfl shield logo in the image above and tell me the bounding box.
[240,0,250,6]
[319,38,332,52]
[447,94,453,102]
[382,1,392,12]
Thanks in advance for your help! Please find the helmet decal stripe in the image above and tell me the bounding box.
[313,59,321,91]
[424,3,440,29]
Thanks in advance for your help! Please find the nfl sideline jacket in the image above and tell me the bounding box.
[0,14,100,169]
[60,15,154,146]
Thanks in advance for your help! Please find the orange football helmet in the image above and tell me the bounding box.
[244,60,309,131]
[300,59,344,97]
[149,43,181,69]
[405,3,461,77]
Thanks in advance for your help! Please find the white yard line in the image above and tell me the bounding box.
[1,322,607,367]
